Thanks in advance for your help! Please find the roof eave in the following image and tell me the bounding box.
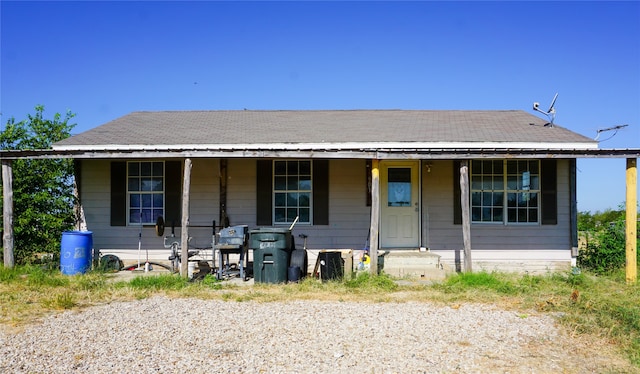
[5,146,638,161]
[52,141,599,152]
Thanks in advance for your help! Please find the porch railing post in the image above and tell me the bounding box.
[2,159,15,268]
[460,160,472,272]
[369,159,380,276]
[180,158,192,278]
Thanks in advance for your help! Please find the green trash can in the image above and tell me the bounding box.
[250,228,293,284]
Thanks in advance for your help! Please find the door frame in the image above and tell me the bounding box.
[379,160,422,248]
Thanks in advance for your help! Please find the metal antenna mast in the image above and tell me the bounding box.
[594,124,629,142]
[533,93,558,127]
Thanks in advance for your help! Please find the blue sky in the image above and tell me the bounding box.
[1,1,638,213]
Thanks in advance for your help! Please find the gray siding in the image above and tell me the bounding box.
[225,158,257,227]
[324,159,370,249]
[82,159,219,251]
[81,158,573,269]
[422,159,572,272]
[422,160,462,250]
[424,159,571,252]
[82,158,371,252]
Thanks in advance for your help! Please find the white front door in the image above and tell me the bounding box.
[380,161,420,248]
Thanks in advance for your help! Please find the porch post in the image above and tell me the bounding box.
[2,159,15,268]
[180,158,192,278]
[369,159,380,275]
[219,158,229,227]
[626,158,637,284]
[460,160,472,272]
[73,160,87,231]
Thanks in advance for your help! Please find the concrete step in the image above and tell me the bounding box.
[381,250,449,279]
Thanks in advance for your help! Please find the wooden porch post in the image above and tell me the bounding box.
[460,160,472,272]
[180,158,192,277]
[2,159,14,268]
[219,158,229,227]
[369,159,380,276]
[626,158,637,284]
[73,160,87,231]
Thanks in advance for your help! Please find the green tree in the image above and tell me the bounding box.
[0,105,76,264]
[577,210,596,231]
[578,208,625,232]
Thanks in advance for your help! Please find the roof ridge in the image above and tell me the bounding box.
[130,109,527,114]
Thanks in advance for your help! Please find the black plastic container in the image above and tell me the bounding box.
[319,252,344,282]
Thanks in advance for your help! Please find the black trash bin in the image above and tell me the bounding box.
[250,228,293,284]
[319,252,344,282]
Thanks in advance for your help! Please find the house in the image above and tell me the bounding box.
[4,110,638,275]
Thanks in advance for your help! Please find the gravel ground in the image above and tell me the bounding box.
[0,297,634,373]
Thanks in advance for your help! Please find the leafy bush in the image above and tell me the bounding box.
[579,219,639,275]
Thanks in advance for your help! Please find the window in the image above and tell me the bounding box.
[388,168,412,207]
[506,160,539,223]
[273,160,312,224]
[127,161,164,225]
[471,160,540,224]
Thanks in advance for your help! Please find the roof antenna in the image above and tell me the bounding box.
[533,93,558,127]
[594,124,628,142]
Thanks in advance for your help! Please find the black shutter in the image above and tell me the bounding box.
[541,159,557,225]
[164,161,182,227]
[313,159,329,225]
[569,159,578,247]
[453,161,462,225]
[256,160,272,226]
[110,162,126,226]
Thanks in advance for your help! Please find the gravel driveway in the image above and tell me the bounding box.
[0,297,634,373]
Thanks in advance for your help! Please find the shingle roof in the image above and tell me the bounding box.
[54,110,596,149]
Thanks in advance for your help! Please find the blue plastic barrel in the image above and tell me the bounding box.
[60,231,93,275]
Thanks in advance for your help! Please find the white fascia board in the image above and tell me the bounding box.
[53,141,599,152]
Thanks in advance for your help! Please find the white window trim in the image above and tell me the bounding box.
[471,159,541,225]
[272,159,313,225]
[126,160,166,226]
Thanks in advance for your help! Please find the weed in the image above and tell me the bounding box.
[438,271,517,295]
[518,273,542,289]
[127,274,189,290]
[0,265,21,282]
[74,274,107,291]
[201,274,223,289]
[42,291,76,310]
[344,272,398,291]
[26,266,69,288]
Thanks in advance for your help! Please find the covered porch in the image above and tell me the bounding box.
[3,146,637,282]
